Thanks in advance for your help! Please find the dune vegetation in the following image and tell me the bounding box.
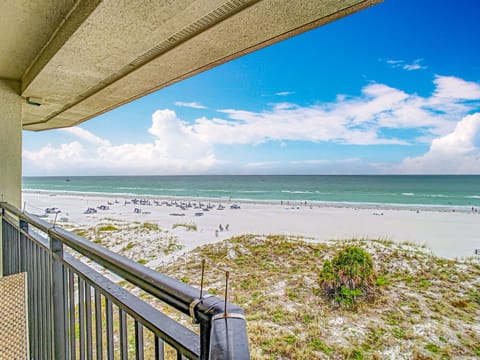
[160,235,480,359]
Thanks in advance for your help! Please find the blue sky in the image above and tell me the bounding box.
[23,0,480,175]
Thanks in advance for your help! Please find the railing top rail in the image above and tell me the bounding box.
[0,202,244,323]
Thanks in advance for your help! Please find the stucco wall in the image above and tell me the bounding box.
[0,79,22,207]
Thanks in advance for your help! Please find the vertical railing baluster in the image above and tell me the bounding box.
[27,235,34,358]
[79,277,86,360]
[51,234,67,360]
[6,220,10,273]
[1,216,3,275]
[106,298,114,360]
[38,247,45,359]
[2,219,6,275]
[46,249,52,360]
[44,249,50,359]
[8,221,12,274]
[9,222,14,273]
[3,219,8,275]
[9,220,13,272]
[47,252,54,360]
[15,218,20,273]
[94,289,103,360]
[135,321,144,360]
[9,219,15,273]
[2,221,12,275]
[200,323,210,360]
[11,220,15,272]
[14,221,17,269]
[8,220,14,273]
[85,283,93,360]
[155,336,164,360]
[1,218,5,275]
[64,266,69,360]
[11,222,14,273]
[44,249,52,360]
[2,219,5,274]
[65,268,71,360]
[19,219,27,272]
[69,269,76,360]
[33,242,39,359]
[119,309,128,360]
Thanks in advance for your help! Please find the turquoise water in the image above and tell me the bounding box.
[22,175,480,208]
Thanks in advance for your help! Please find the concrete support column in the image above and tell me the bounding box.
[0,79,22,208]
[0,79,22,277]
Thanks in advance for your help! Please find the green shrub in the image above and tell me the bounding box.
[319,245,377,306]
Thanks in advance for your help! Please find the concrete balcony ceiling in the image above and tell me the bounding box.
[0,0,380,131]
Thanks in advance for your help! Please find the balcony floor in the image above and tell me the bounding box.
[0,272,28,359]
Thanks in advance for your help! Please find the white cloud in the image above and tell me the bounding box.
[174,101,207,109]
[275,91,295,96]
[61,127,111,146]
[245,161,281,168]
[403,59,427,71]
[403,63,423,71]
[384,58,427,71]
[289,158,360,165]
[386,59,403,66]
[433,75,480,100]
[24,142,85,171]
[23,110,217,175]
[398,113,480,173]
[192,76,479,146]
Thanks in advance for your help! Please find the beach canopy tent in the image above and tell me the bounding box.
[0,0,380,207]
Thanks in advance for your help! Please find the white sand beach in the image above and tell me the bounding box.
[22,191,480,260]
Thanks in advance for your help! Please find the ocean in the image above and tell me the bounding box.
[22,175,480,209]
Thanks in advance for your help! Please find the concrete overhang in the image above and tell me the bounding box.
[0,0,381,131]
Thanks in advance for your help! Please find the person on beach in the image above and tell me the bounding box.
[219,224,223,231]
[225,224,229,231]
[215,229,219,237]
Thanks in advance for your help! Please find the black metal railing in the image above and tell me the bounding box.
[1,202,250,359]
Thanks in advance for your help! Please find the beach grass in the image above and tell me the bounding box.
[172,222,198,231]
[140,222,161,231]
[97,224,120,232]
[73,220,184,263]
